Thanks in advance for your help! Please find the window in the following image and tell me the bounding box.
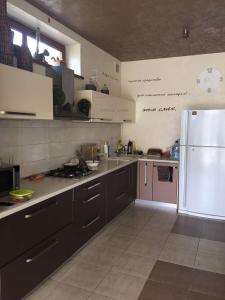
[10,19,65,66]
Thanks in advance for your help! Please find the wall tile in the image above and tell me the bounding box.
[0,120,121,177]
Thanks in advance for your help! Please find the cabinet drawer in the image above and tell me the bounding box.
[78,192,105,225]
[110,167,129,197]
[76,177,105,202]
[0,225,74,300]
[77,212,105,246]
[0,190,73,267]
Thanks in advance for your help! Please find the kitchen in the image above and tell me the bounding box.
[1,0,225,299]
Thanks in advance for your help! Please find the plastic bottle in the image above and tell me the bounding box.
[104,141,109,158]
[127,141,133,155]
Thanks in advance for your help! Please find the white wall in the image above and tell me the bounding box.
[7,0,121,96]
[121,52,225,152]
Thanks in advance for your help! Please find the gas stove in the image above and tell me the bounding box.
[47,165,93,179]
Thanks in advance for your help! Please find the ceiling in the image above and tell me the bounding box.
[26,0,225,61]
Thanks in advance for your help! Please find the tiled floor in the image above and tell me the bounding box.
[24,200,225,300]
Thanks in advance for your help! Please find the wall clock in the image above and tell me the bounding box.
[196,68,223,93]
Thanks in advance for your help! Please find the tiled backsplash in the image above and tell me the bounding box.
[0,120,121,178]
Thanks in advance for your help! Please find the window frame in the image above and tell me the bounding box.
[9,18,66,62]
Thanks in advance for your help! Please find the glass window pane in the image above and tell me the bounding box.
[11,28,22,46]
[27,36,62,66]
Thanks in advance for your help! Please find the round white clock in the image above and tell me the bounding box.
[196,68,223,93]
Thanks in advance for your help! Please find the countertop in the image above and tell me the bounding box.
[0,159,137,220]
[0,156,178,220]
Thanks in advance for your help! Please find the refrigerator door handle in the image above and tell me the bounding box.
[180,110,189,145]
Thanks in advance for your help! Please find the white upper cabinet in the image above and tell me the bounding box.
[114,97,135,123]
[0,64,53,120]
[76,90,135,123]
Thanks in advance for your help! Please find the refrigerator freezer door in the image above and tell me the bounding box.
[187,110,225,147]
[186,146,225,217]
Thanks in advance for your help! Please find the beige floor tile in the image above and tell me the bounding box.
[159,247,196,267]
[77,244,123,268]
[88,293,115,300]
[126,237,165,258]
[105,233,135,250]
[112,252,156,278]
[198,239,225,256]
[137,227,170,242]
[24,279,56,300]
[165,233,199,252]
[95,271,146,300]
[25,279,90,300]
[111,224,143,236]
[51,257,79,281]
[195,251,225,275]
[62,261,110,292]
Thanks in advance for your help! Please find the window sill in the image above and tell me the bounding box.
[33,59,84,80]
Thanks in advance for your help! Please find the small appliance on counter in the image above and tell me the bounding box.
[147,148,162,158]
[0,163,20,197]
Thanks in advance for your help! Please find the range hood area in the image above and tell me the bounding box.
[46,65,89,121]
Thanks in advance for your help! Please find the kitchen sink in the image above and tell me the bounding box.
[107,156,134,162]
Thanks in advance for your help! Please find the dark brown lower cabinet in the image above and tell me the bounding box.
[0,162,138,300]
[0,225,74,300]
[0,190,73,268]
[107,162,137,221]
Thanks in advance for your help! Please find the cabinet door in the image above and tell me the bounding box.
[152,163,178,204]
[107,166,130,221]
[115,97,135,123]
[0,63,53,120]
[0,225,74,300]
[129,162,138,202]
[0,190,73,268]
[138,161,153,200]
[91,93,116,122]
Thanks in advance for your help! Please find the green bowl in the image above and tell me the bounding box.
[10,189,34,198]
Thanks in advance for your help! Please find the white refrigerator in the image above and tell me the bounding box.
[179,109,225,219]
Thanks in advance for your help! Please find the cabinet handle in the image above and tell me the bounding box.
[123,119,132,122]
[25,239,59,263]
[24,201,58,219]
[115,169,126,176]
[0,110,36,116]
[144,163,147,186]
[83,193,101,204]
[100,118,113,121]
[85,182,102,191]
[82,216,100,229]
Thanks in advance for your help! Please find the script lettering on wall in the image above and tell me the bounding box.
[143,107,176,112]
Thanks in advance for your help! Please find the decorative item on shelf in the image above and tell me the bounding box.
[51,56,64,66]
[85,73,99,91]
[0,0,14,66]
[16,34,33,72]
[85,80,97,91]
[77,98,91,116]
[35,49,49,64]
[101,84,109,94]
[53,85,66,115]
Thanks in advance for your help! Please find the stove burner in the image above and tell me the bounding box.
[47,166,93,179]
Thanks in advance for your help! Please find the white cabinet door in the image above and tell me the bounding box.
[90,93,116,122]
[115,97,135,123]
[0,64,53,120]
[76,90,135,123]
